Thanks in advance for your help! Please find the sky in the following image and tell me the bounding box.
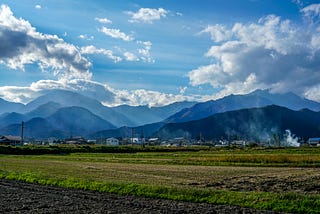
[0,0,320,106]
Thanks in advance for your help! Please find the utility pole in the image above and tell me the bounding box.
[131,128,134,144]
[21,121,24,146]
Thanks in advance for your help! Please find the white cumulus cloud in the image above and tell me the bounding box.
[301,3,320,17]
[99,26,134,41]
[78,34,94,41]
[95,17,112,24]
[0,4,92,80]
[127,7,168,24]
[81,45,122,63]
[0,85,38,104]
[109,88,196,107]
[189,10,320,102]
[0,79,116,104]
[124,52,138,61]
[199,24,232,42]
[137,40,154,63]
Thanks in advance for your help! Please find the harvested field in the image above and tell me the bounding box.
[0,179,283,214]
[1,147,320,213]
[2,156,320,194]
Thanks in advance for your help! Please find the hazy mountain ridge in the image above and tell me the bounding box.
[157,105,320,142]
[0,89,319,140]
[0,98,25,115]
[165,89,320,123]
[0,107,115,138]
[111,101,196,126]
[90,122,166,139]
[22,90,134,127]
[0,112,26,128]
[0,90,196,138]
[0,117,65,139]
[25,102,62,119]
[47,106,115,135]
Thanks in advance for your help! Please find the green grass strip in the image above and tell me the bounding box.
[1,170,319,213]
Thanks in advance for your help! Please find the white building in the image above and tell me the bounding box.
[148,138,159,145]
[130,137,145,144]
[106,137,119,146]
[308,138,320,146]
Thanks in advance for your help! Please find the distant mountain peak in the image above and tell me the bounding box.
[165,90,320,123]
[22,90,134,127]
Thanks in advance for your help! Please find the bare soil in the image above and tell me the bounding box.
[192,173,320,194]
[0,179,285,214]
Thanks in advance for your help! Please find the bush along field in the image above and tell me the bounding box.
[1,145,320,213]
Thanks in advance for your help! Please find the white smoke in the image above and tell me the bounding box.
[284,130,300,147]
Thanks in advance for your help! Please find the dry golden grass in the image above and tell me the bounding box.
[1,154,320,194]
[2,149,320,213]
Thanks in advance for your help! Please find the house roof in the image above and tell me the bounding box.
[309,138,320,141]
[0,135,22,141]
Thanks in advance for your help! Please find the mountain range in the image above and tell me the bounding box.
[111,101,196,126]
[157,105,320,143]
[22,90,133,127]
[165,89,320,123]
[0,89,319,141]
[0,90,194,138]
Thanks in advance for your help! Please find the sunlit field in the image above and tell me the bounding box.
[1,146,320,213]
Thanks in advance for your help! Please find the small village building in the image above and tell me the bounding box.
[169,137,188,146]
[0,135,22,145]
[87,139,97,145]
[65,136,87,144]
[130,137,145,144]
[106,137,119,146]
[215,140,228,147]
[231,140,247,147]
[308,138,320,146]
[148,138,159,145]
[47,137,58,145]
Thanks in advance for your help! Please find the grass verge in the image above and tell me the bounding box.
[0,170,319,213]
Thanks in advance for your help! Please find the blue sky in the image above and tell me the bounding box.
[0,0,320,106]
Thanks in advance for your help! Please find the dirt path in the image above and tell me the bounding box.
[0,179,286,214]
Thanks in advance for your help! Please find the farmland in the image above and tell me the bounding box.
[1,146,320,213]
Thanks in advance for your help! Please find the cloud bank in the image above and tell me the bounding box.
[0,79,197,107]
[0,4,92,80]
[189,5,320,101]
